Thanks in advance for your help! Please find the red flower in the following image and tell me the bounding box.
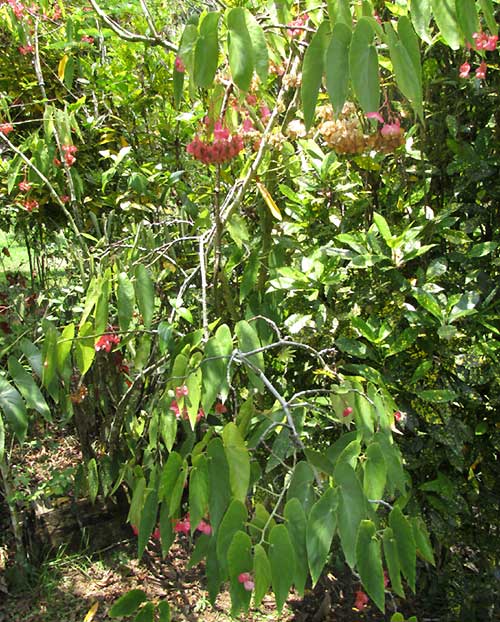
[173,516,191,534]
[459,62,471,78]
[196,519,212,535]
[18,180,31,192]
[215,401,227,414]
[81,35,94,44]
[342,406,353,417]
[18,44,34,55]
[0,123,14,136]
[23,199,39,212]
[131,524,139,536]
[174,56,185,73]
[476,61,487,80]
[286,13,309,37]
[175,384,189,399]
[237,572,254,591]
[394,411,402,422]
[381,120,403,138]
[152,527,161,540]
[354,590,369,610]
[95,332,121,352]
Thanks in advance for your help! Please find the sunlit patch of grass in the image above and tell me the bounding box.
[0,229,29,279]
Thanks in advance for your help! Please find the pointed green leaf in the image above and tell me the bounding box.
[235,320,264,391]
[306,486,338,586]
[194,12,220,88]
[335,461,366,568]
[479,0,496,34]
[8,357,51,421]
[41,323,59,391]
[109,590,148,617]
[253,543,272,607]
[159,502,175,558]
[75,321,95,376]
[386,24,423,120]
[222,422,250,503]
[138,487,159,557]
[132,602,154,622]
[356,520,385,611]
[227,8,254,92]
[302,21,330,131]
[286,460,315,513]
[269,524,295,613]
[373,212,392,244]
[173,63,184,109]
[389,507,416,592]
[0,415,4,463]
[398,16,422,82]
[87,458,99,504]
[127,476,146,528]
[20,339,42,378]
[325,22,352,115]
[327,0,352,27]
[189,455,209,533]
[349,17,380,114]
[117,272,135,333]
[382,527,405,597]
[159,451,183,504]
[134,264,155,330]
[410,0,432,43]
[245,10,268,83]
[430,0,460,49]
[0,375,27,444]
[158,600,170,622]
[201,323,233,413]
[227,530,253,614]
[456,0,479,46]
[216,500,248,576]
[185,368,202,430]
[411,516,435,565]
[373,432,407,496]
[284,498,308,596]
[207,438,231,530]
[57,323,74,376]
[94,269,111,337]
[188,532,211,569]
[363,442,387,502]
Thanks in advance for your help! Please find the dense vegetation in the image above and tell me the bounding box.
[0,1,499,620]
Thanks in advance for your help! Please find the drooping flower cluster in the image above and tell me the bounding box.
[95,331,121,352]
[354,590,369,611]
[62,144,78,166]
[238,572,255,591]
[170,398,205,423]
[23,199,39,212]
[1,0,26,20]
[18,44,33,55]
[0,123,14,136]
[18,180,31,192]
[286,13,309,37]
[459,31,497,81]
[472,31,498,51]
[186,121,244,165]
[173,514,212,536]
[81,35,95,44]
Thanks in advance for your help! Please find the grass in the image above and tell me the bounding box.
[0,228,30,279]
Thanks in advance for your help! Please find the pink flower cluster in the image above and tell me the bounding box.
[170,399,205,423]
[287,13,309,37]
[459,60,487,80]
[131,524,161,540]
[2,0,26,20]
[0,123,14,136]
[173,514,212,535]
[354,590,369,610]
[366,112,403,138]
[187,121,244,165]
[23,199,38,212]
[19,44,33,55]
[62,144,78,166]
[18,180,31,192]
[174,56,185,73]
[95,331,121,352]
[472,31,498,51]
[238,572,254,591]
[81,35,94,44]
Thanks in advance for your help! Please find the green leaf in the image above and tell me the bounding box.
[373,212,392,244]
[235,320,264,391]
[373,432,406,496]
[411,516,435,565]
[413,288,443,320]
[227,8,254,92]
[430,0,461,49]
[159,451,182,502]
[269,524,295,613]
[418,389,457,403]
[109,590,148,617]
[301,21,330,131]
[398,16,422,82]
[57,323,74,376]
[0,375,28,444]
[468,241,497,258]
[382,527,405,597]
[75,321,95,376]
[335,461,366,568]
[117,272,135,333]
[245,11,268,84]
[363,442,386,502]
[127,476,146,528]
[349,17,380,114]
[448,292,480,322]
[227,530,253,614]
[306,486,338,586]
[253,543,272,607]
[42,324,59,392]
[456,0,479,45]
[159,502,175,558]
[479,0,496,34]
[132,602,154,622]
[158,600,170,622]
[207,438,231,530]
[87,458,99,504]
[134,264,155,330]
[356,520,385,611]
[286,461,316,514]
[410,0,432,43]
[189,455,209,533]
[201,323,233,413]
[222,422,250,503]
[185,368,202,430]
[20,339,42,378]
[389,507,416,592]
[284,499,308,596]
[138,487,159,557]
[8,357,51,421]
[327,0,352,27]
[325,22,352,116]
[0,415,4,463]
[216,500,248,576]
[173,63,184,109]
[194,12,220,88]
[94,269,111,338]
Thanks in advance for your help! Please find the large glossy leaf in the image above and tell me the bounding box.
[185,368,202,430]
[194,12,220,88]
[0,375,28,443]
[306,486,338,586]
[117,272,135,333]
[189,455,209,533]
[159,502,175,558]
[479,0,496,34]
[430,0,461,49]
[286,460,315,514]
[356,520,385,611]
[222,422,250,503]
[201,323,233,413]
[325,22,352,115]
[159,451,183,504]
[20,339,42,378]
[227,8,254,92]
[87,458,99,504]
[410,0,432,43]
[349,17,380,113]
[216,500,248,576]
[8,357,51,421]
[373,432,407,496]
[253,543,272,607]
[398,16,422,84]
[57,323,74,376]
[227,530,253,614]
[335,461,366,568]
[456,0,479,45]
[363,441,387,502]
[108,590,148,617]
[284,498,308,596]
[327,0,352,27]
[207,438,231,530]
[75,321,95,376]
[138,487,158,557]
[269,524,295,613]
[382,527,405,597]
[411,516,435,565]
[134,264,155,330]
[302,21,330,131]
[244,11,268,83]
[235,320,264,391]
[389,507,416,592]
[133,602,154,622]
[94,269,111,337]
